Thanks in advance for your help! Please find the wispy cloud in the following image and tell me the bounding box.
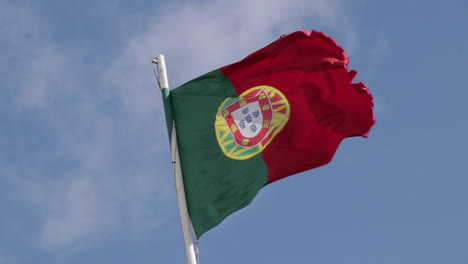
[104,0,356,118]
[1,0,356,253]
[1,1,171,251]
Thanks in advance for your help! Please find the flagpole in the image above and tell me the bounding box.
[152,55,198,264]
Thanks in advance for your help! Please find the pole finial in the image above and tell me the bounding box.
[152,54,165,65]
[152,55,169,90]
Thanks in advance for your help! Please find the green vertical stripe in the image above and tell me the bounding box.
[160,87,173,143]
[171,70,269,238]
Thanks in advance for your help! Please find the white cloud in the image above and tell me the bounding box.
[1,1,171,251]
[104,0,354,118]
[38,176,113,249]
[1,0,356,253]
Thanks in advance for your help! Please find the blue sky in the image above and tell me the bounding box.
[1,0,467,263]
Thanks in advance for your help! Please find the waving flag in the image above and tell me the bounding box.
[163,30,375,238]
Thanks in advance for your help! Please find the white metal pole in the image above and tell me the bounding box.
[153,55,198,264]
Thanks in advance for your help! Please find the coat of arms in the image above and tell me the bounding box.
[215,85,290,160]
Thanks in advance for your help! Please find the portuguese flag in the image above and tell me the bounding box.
[163,30,375,238]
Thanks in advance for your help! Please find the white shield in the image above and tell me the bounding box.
[231,101,263,138]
